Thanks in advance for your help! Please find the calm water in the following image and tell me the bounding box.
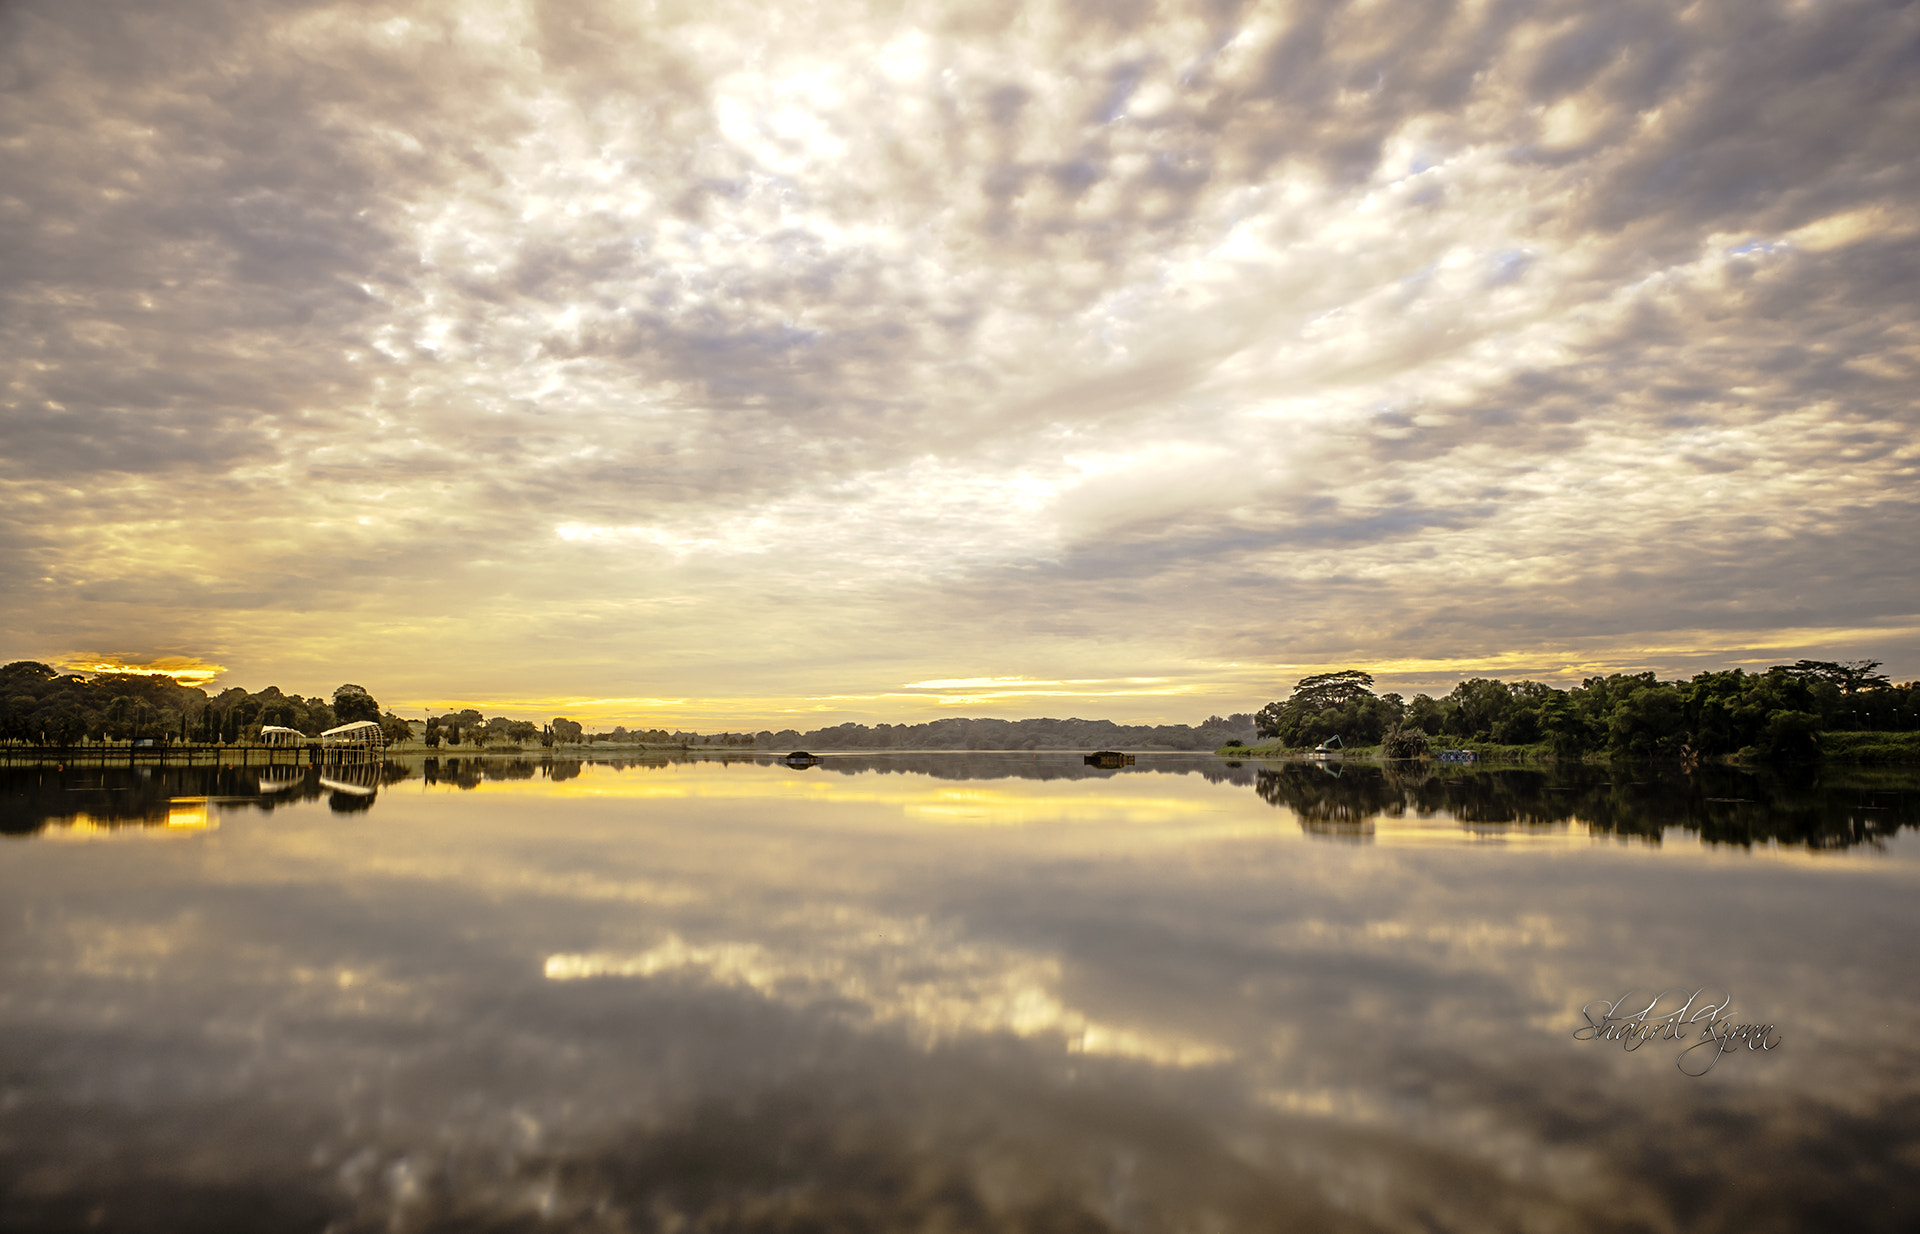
[2,753,1918,1233]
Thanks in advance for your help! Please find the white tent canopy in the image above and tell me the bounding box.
[320,720,387,750]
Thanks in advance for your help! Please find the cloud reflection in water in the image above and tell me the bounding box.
[1,755,1917,1232]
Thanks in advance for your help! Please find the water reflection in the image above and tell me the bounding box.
[1250,760,1919,849]
[7,756,1917,851]
[1,754,1917,1231]
[0,759,413,836]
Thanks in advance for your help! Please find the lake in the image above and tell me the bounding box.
[3,753,1917,1232]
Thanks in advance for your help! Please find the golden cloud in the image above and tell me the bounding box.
[54,655,228,689]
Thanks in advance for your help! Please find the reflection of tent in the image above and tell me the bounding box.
[320,720,386,750]
[319,761,380,795]
[260,726,303,747]
[256,769,305,793]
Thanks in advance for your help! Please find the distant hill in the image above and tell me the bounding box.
[754,714,1257,752]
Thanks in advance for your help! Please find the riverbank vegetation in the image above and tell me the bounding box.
[9,656,1915,766]
[1234,662,1920,764]
[0,662,412,748]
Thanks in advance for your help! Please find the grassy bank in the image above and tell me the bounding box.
[1820,731,1920,764]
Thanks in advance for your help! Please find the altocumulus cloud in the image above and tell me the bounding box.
[1,0,1916,722]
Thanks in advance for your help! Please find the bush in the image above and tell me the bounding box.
[1760,710,1821,764]
[1382,723,1430,759]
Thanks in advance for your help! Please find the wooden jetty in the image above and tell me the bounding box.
[0,736,387,767]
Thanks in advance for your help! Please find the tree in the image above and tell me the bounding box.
[1255,670,1382,746]
[552,717,584,744]
[1760,710,1821,763]
[1406,694,1448,735]
[1778,659,1890,696]
[1606,682,1687,759]
[332,684,381,724]
[1284,670,1377,711]
[1443,679,1515,740]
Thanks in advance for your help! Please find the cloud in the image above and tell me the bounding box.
[1,0,1916,721]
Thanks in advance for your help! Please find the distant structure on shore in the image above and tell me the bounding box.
[255,721,387,751]
[322,721,386,749]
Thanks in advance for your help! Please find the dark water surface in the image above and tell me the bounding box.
[2,753,1917,1232]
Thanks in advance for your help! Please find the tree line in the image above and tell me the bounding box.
[742,714,1259,752]
[1250,660,1919,762]
[13,653,1911,763]
[0,661,412,747]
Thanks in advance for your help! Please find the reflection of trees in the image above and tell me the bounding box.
[1,766,182,834]
[1199,763,1258,787]
[0,760,411,834]
[421,757,578,788]
[1576,765,1918,849]
[1255,764,1410,838]
[1403,769,1578,827]
[13,756,1908,851]
[1243,760,1919,850]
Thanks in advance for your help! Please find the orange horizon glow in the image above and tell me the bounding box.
[51,656,229,689]
[17,626,1913,734]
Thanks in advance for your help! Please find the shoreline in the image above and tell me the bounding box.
[1214,730,1920,768]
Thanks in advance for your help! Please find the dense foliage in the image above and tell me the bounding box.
[0,661,411,746]
[426,709,547,748]
[1254,660,1919,761]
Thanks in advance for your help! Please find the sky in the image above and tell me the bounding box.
[2,0,1917,729]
